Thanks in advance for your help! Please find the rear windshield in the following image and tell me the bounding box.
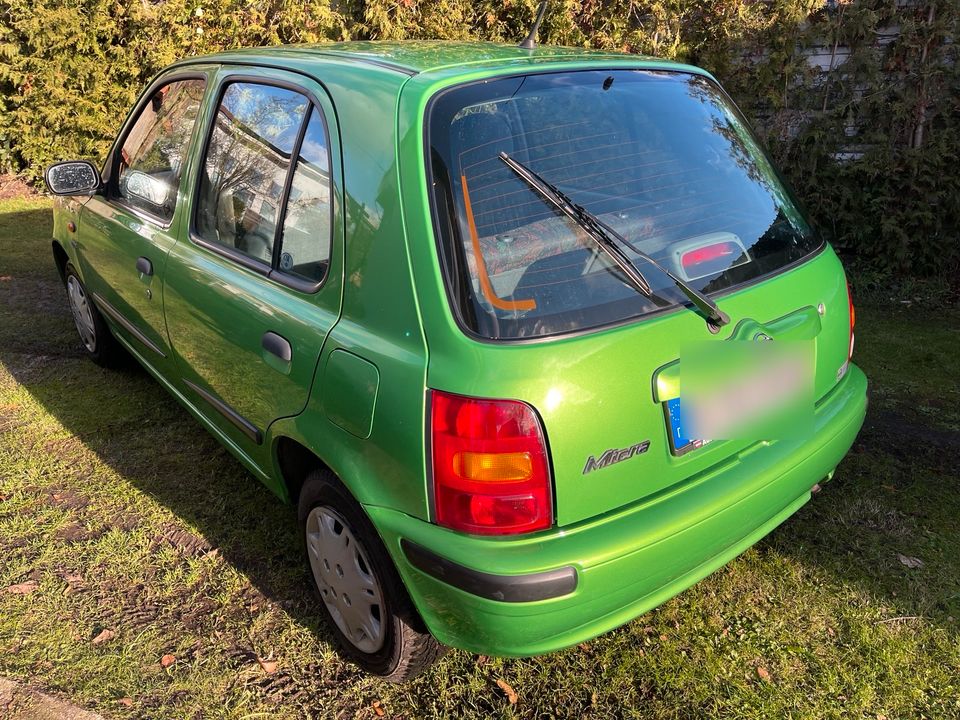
[427,70,822,340]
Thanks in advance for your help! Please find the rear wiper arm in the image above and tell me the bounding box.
[499,151,730,328]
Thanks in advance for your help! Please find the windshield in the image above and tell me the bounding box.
[427,70,822,340]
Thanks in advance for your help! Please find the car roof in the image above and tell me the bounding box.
[185,40,692,77]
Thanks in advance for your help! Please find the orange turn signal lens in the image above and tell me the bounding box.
[453,451,533,481]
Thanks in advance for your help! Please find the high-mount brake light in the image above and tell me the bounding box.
[680,240,740,276]
[430,391,553,535]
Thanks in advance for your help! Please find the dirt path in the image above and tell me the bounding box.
[0,176,37,201]
[0,678,105,720]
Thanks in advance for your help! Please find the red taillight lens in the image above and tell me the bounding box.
[846,279,856,359]
[430,390,552,535]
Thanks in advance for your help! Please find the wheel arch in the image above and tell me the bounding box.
[274,435,336,505]
[51,240,70,283]
[268,398,429,520]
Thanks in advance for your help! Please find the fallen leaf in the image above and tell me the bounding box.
[62,574,85,596]
[91,629,115,645]
[116,698,133,707]
[257,657,278,674]
[3,581,37,595]
[659,633,669,642]
[372,700,385,717]
[897,554,923,569]
[496,678,518,704]
[160,653,176,668]
[757,666,771,682]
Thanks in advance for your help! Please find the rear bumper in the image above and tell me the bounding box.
[367,364,868,656]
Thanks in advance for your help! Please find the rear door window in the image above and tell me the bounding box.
[428,70,822,340]
[193,80,335,288]
[195,82,309,266]
[278,107,332,283]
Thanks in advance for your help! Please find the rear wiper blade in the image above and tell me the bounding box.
[498,151,653,298]
[499,151,730,328]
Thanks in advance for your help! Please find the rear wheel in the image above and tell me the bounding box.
[298,470,445,681]
[63,264,120,367]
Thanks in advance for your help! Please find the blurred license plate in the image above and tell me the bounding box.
[665,397,709,456]
[666,344,813,455]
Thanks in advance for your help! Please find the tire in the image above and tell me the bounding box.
[298,469,446,682]
[63,263,121,367]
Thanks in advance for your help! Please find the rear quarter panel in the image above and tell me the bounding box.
[267,60,432,519]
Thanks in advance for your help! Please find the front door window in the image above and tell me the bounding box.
[115,79,206,223]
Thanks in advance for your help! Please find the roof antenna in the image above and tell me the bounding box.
[518,0,549,50]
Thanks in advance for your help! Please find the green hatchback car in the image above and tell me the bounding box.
[45,41,867,681]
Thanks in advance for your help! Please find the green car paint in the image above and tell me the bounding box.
[49,41,867,660]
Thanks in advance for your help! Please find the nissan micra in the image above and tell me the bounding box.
[44,41,867,681]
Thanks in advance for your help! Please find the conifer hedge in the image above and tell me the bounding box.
[1,0,957,276]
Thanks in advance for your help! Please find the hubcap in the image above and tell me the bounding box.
[305,506,386,653]
[66,275,97,352]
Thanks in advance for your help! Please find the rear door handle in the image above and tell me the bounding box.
[262,331,292,362]
[136,256,153,276]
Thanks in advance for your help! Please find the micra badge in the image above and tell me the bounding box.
[583,440,651,474]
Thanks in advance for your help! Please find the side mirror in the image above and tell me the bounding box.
[119,170,170,210]
[44,161,101,196]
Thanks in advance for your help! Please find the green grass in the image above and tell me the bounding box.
[1,197,959,719]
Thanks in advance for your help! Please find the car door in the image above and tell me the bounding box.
[162,67,344,454]
[76,74,209,368]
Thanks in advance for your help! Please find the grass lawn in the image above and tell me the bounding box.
[1,197,958,719]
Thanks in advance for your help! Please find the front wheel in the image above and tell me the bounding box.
[298,470,446,682]
[63,263,120,367]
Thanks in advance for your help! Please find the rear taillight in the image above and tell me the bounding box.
[846,279,856,359]
[430,390,552,535]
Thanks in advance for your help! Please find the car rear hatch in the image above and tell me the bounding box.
[528,251,851,525]
[421,65,855,526]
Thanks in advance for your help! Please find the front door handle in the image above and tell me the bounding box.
[262,331,292,362]
[136,256,153,276]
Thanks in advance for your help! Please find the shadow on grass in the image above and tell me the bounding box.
[2,203,959,678]
[0,207,342,670]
